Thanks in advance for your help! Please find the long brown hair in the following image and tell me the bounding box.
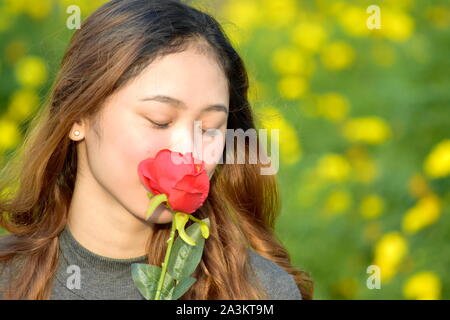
[0,0,313,299]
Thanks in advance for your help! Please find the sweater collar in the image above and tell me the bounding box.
[58,225,149,274]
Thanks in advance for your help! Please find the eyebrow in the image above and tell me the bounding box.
[140,95,229,115]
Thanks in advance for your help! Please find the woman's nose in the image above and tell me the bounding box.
[169,121,202,159]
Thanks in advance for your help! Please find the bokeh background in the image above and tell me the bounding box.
[1,0,449,299]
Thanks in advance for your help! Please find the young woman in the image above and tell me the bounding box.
[0,0,313,300]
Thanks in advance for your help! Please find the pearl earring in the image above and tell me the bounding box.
[73,130,81,136]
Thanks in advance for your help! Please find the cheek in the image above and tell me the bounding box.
[87,114,177,219]
[204,163,217,180]
[88,112,154,190]
[201,130,226,172]
[89,116,147,197]
[116,127,170,187]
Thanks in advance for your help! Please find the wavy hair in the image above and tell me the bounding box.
[0,0,313,299]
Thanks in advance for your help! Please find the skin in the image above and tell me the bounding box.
[67,42,229,259]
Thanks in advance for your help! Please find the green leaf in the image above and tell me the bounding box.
[167,217,210,280]
[160,271,176,300]
[172,276,197,300]
[131,263,161,300]
[131,263,175,300]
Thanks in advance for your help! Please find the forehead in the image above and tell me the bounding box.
[123,42,229,109]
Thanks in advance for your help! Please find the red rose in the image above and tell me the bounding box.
[137,148,210,214]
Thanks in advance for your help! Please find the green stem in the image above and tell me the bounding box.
[154,217,177,300]
[188,214,202,224]
[146,193,168,218]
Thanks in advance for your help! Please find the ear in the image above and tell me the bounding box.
[68,119,87,141]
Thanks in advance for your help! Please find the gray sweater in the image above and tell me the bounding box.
[1,226,302,300]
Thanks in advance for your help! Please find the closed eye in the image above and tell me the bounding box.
[148,119,170,129]
[146,117,224,133]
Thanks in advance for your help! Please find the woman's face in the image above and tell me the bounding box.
[73,44,229,224]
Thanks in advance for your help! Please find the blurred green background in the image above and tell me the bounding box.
[1,0,449,299]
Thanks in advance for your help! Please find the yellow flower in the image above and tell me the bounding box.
[220,0,263,46]
[342,117,391,144]
[360,194,384,219]
[403,272,441,300]
[316,153,351,183]
[0,118,21,151]
[325,0,347,17]
[259,107,302,164]
[423,139,450,178]
[324,188,352,215]
[383,0,415,10]
[278,76,308,100]
[23,0,53,20]
[316,92,349,122]
[6,88,40,122]
[261,0,298,28]
[380,9,414,42]
[59,0,109,15]
[222,0,261,32]
[338,6,370,37]
[402,194,441,234]
[291,22,327,52]
[321,41,355,71]
[373,232,408,282]
[272,47,315,76]
[15,56,48,88]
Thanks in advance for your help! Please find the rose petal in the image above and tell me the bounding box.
[152,150,194,192]
[168,189,206,214]
[173,171,210,195]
